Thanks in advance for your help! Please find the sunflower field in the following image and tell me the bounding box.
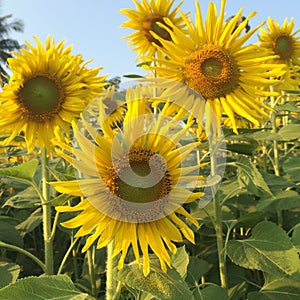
[0,0,300,299]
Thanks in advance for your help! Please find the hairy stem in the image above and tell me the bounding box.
[106,240,118,300]
[41,147,54,274]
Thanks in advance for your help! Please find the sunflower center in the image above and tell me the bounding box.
[201,58,223,77]
[105,147,172,204]
[142,14,172,46]
[274,35,294,60]
[183,45,240,99]
[18,75,64,122]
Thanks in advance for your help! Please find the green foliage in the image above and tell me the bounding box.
[0,275,89,300]
[248,275,300,300]
[0,262,20,288]
[226,221,300,277]
[117,263,193,300]
[0,159,38,183]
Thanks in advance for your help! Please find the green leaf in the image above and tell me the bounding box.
[261,171,295,192]
[257,190,300,212]
[0,221,23,248]
[235,156,272,196]
[234,211,265,228]
[0,159,38,183]
[251,130,280,141]
[15,208,42,237]
[275,103,300,113]
[283,157,300,181]
[117,263,194,300]
[170,246,189,279]
[0,262,20,288]
[227,221,300,276]
[292,224,300,252]
[48,193,73,206]
[277,124,300,141]
[0,275,88,300]
[186,257,210,285]
[193,285,228,300]
[226,142,258,155]
[2,186,40,208]
[248,275,300,300]
[123,74,145,78]
[283,89,300,95]
[228,282,248,300]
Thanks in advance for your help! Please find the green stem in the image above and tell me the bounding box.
[106,240,118,300]
[41,147,54,275]
[87,247,97,298]
[209,127,227,290]
[0,241,45,272]
[270,86,280,177]
[57,237,79,275]
[270,86,282,226]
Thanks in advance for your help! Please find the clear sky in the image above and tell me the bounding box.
[2,0,300,81]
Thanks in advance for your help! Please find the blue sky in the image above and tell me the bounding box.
[2,0,300,81]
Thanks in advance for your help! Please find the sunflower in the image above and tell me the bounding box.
[120,0,187,60]
[0,36,107,153]
[145,0,285,133]
[51,84,205,276]
[258,17,300,90]
[86,85,126,132]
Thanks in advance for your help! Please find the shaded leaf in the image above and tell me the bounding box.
[117,263,193,300]
[234,211,265,228]
[251,131,280,141]
[0,274,88,300]
[283,157,300,181]
[193,285,228,300]
[275,103,300,113]
[0,262,20,288]
[235,156,272,196]
[228,282,248,300]
[15,208,42,237]
[186,257,210,285]
[278,124,300,141]
[261,171,295,191]
[171,246,189,279]
[227,221,300,276]
[257,190,300,212]
[292,224,300,252]
[2,186,40,208]
[0,221,23,248]
[48,193,73,206]
[248,275,300,300]
[0,159,38,183]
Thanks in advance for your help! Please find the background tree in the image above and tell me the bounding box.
[0,12,24,85]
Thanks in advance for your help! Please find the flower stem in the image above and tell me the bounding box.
[209,126,227,290]
[87,247,97,298]
[41,147,54,275]
[106,240,118,300]
[270,87,282,226]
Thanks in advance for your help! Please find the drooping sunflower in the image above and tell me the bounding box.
[146,0,285,133]
[120,0,187,60]
[51,84,205,276]
[0,36,107,153]
[258,17,300,90]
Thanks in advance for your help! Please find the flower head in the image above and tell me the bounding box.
[146,0,285,132]
[51,84,206,276]
[120,0,187,60]
[0,36,107,153]
[258,17,300,90]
